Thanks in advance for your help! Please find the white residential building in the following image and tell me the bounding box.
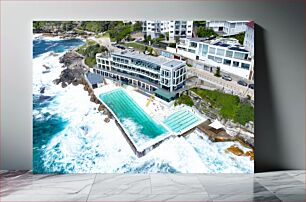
[243,21,255,80]
[142,21,193,42]
[243,21,254,57]
[94,51,187,102]
[168,21,193,41]
[172,37,254,79]
[206,20,248,36]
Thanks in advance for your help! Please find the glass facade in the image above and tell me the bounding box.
[241,63,250,70]
[216,48,225,56]
[223,59,231,65]
[234,52,248,60]
[209,47,216,54]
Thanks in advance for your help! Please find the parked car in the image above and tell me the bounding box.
[116,45,126,50]
[237,80,248,87]
[222,74,232,81]
[248,83,254,89]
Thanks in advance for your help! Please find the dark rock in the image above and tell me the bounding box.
[104,117,110,123]
[53,79,61,85]
[40,87,45,94]
[98,105,105,111]
[61,82,68,88]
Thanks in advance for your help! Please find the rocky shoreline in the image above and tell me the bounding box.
[189,90,254,151]
[53,50,112,121]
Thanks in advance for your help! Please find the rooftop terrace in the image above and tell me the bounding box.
[113,51,168,65]
[162,60,185,69]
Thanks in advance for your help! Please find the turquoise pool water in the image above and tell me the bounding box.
[163,109,200,133]
[99,89,167,140]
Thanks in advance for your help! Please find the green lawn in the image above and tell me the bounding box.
[96,32,110,38]
[124,42,147,52]
[191,88,254,125]
[174,94,194,107]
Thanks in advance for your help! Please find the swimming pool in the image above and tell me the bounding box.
[99,89,167,143]
[163,109,201,133]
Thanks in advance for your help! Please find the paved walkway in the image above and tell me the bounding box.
[1,170,305,201]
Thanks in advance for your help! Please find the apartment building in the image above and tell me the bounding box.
[174,37,254,79]
[94,51,187,101]
[206,20,248,36]
[142,21,193,42]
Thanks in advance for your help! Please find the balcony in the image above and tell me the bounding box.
[101,68,160,88]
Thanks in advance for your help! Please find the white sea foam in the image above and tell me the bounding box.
[33,37,254,173]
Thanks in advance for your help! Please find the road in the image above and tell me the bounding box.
[188,66,254,100]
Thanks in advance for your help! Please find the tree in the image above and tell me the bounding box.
[232,32,245,44]
[133,21,142,32]
[214,67,221,77]
[147,35,152,44]
[197,26,218,38]
[194,21,206,27]
[156,33,164,42]
[166,32,169,41]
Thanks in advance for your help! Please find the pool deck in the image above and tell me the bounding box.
[95,86,206,157]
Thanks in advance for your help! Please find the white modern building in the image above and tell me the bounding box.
[206,21,248,36]
[243,21,255,80]
[142,21,193,42]
[94,51,187,101]
[243,21,254,57]
[171,37,254,79]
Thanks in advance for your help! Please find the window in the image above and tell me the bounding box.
[190,42,197,48]
[188,31,191,33]
[201,44,209,56]
[223,59,231,66]
[241,63,250,70]
[188,25,191,27]
[226,51,233,58]
[208,55,214,60]
[216,48,225,56]
[234,52,247,60]
[233,61,239,67]
[230,23,235,28]
[209,47,216,54]
[215,57,222,63]
[188,49,195,53]
[170,31,173,33]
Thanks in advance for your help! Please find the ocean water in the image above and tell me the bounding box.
[33,36,254,174]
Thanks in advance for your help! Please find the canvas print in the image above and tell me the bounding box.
[33,21,254,173]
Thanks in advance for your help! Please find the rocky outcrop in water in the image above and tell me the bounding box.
[54,50,88,87]
[59,51,84,67]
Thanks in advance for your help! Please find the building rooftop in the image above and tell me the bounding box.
[162,60,185,69]
[247,21,255,29]
[86,72,103,85]
[228,46,249,52]
[113,51,168,65]
[189,37,241,46]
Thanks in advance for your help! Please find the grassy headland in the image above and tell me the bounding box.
[191,88,254,125]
